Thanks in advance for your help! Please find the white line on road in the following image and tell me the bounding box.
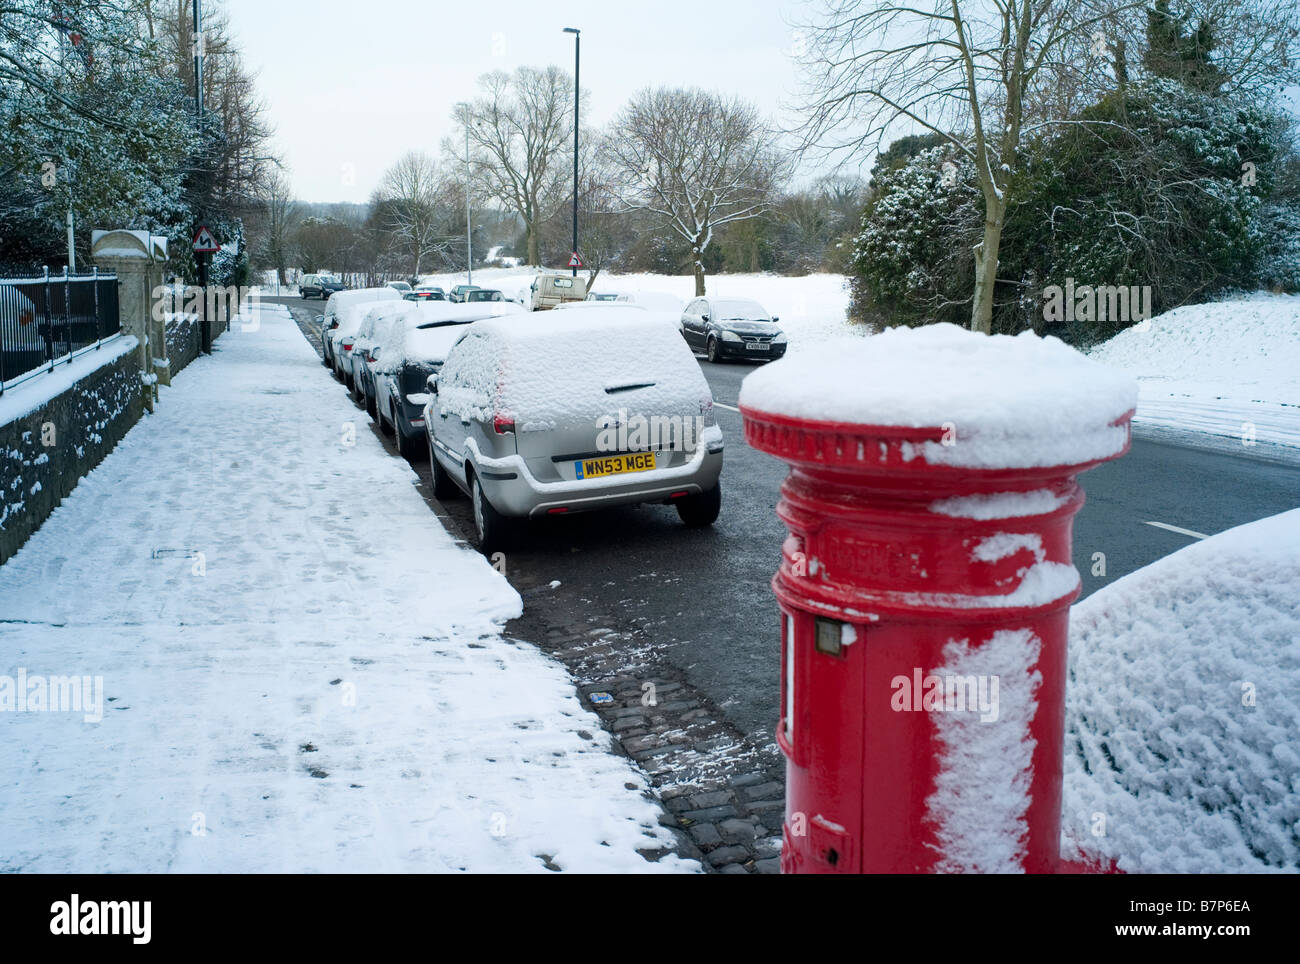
[1144,520,1209,539]
[713,401,740,412]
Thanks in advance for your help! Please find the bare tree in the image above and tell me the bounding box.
[454,66,576,266]
[608,87,785,295]
[256,170,297,285]
[376,151,446,276]
[796,0,1146,333]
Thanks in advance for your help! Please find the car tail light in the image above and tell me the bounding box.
[493,415,515,435]
[342,342,353,351]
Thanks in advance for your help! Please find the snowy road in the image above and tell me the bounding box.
[0,305,695,873]
[272,295,1300,747]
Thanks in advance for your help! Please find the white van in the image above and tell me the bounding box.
[529,273,587,310]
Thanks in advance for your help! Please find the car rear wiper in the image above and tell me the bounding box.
[604,381,656,394]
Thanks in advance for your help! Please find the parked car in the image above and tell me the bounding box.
[386,281,412,294]
[680,296,787,363]
[370,301,524,459]
[529,273,587,310]
[348,301,412,415]
[301,273,347,299]
[586,292,620,302]
[320,287,404,369]
[448,285,480,303]
[424,309,724,552]
[466,288,505,303]
[405,286,447,302]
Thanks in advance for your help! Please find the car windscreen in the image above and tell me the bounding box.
[711,300,768,320]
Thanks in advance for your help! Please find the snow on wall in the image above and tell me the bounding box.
[1063,508,1300,873]
[925,629,1043,873]
[0,341,143,564]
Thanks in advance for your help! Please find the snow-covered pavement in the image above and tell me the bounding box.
[0,304,694,873]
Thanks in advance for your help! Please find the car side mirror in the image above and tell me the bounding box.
[772,316,779,323]
[426,374,439,394]
[701,313,710,323]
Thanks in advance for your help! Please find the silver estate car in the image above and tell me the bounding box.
[424,309,724,552]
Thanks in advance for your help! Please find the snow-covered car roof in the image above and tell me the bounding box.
[324,286,403,319]
[373,301,524,373]
[442,309,711,427]
[553,300,646,311]
[618,291,684,313]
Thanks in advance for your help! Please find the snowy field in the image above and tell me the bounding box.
[0,304,695,874]
[1088,293,1300,451]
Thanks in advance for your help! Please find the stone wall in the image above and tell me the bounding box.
[166,312,202,376]
[0,343,144,565]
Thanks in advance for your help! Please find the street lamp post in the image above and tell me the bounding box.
[563,27,580,277]
[464,116,472,287]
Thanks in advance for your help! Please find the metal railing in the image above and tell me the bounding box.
[0,267,120,396]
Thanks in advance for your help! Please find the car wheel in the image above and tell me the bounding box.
[397,419,421,460]
[471,474,513,554]
[706,337,721,364]
[429,435,460,499]
[676,483,721,528]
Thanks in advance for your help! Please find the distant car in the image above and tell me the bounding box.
[320,287,404,369]
[680,296,787,363]
[386,281,412,293]
[405,286,447,302]
[301,273,347,299]
[586,292,620,302]
[529,273,586,310]
[424,309,724,552]
[370,301,525,459]
[448,285,480,303]
[466,288,505,303]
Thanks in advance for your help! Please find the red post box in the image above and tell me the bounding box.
[738,325,1135,874]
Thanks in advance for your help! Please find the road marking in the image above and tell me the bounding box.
[1144,520,1209,540]
[713,401,740,413]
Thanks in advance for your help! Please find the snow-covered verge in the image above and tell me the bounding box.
[0,303,695,874]
[1088,293,1300,451]
[1062,508,1300,873]
[417,267,858,348]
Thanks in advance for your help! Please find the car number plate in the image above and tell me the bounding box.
[747,342,771,350]
[575,452,656,479]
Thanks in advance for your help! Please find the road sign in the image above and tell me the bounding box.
[192,225,220,253]
[567,251,583,268]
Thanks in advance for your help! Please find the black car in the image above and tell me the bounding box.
[405,287,447,302]
[301,274,347,299]
[680,296,788,363]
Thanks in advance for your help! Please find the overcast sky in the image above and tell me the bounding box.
[224,0,812,203]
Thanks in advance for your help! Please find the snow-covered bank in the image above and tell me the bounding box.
[1088,293,1300,451]
[1063,508,1300,873]
[418,267,859,347]
[0,303,694,873]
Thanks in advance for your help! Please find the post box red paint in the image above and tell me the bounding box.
[741,371,1133,874]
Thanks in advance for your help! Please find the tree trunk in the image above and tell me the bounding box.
[970,203,1005,334]
[527,226,540,267]
[692,245,705,296]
